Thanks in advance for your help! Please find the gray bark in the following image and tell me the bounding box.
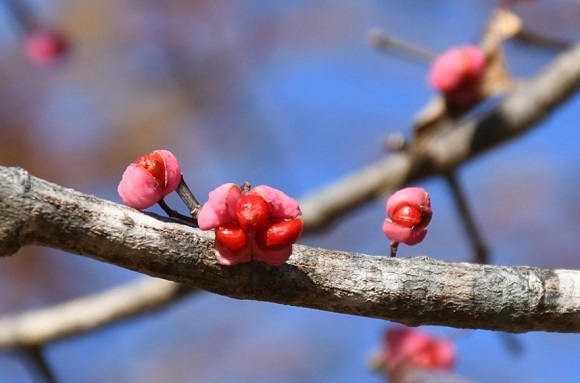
[1,166,579,333]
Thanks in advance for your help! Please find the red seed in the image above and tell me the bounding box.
[391,205,423,227]
[235,194,270,231]
[259,219,303,248]
[215,224,248,252]
[135,152,166,187]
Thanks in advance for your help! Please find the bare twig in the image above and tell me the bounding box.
[175,175,201,218]
[443,172,489,264]
[21,346,57,383]
[368,28,437,63]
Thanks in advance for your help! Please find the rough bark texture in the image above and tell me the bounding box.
[1,166,579,333]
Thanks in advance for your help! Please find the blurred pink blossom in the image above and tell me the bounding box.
[198,184,302,266]
[428,45,486,110]
[25,29,69,67]
[383,187,432,246]
[384,326,456,380]
[118,150,182,210]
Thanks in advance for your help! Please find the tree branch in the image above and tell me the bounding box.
[0,277,194,348]
[300,40,580,230]
[1,166,579,333]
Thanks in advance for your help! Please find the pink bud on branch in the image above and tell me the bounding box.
[198,183,303,266]
[384,326,456,381]
[428,45,486,112]
[118,150,182,210]
[383,187,432,256]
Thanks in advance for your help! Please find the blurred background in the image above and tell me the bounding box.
[1,0,579,382]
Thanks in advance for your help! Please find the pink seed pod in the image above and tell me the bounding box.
[197,183,303,266]
[383,187,432,246]
[384,326,456,380]
[25,29,69,67]
[118,150,182,210]
[428,45,486,110]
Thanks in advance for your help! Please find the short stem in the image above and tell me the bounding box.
[444,171,489,264]
[175,175,201,218]
[369,28,437,63]
[23,346,58,383]
[157,199,197,225]
[390,241,399,257]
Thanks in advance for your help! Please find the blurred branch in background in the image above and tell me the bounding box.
[300,39,580,230]
[0,278,195,348]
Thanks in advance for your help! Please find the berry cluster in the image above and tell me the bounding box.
[198,183,303,266]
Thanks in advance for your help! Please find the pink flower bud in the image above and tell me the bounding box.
[198,183,303,266]
[384,326,456,379]
[25,29,69,67]
[383,187,432,246]
[428,45,486,110]
[118,150,182,209]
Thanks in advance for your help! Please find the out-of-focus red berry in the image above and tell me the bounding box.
[428,45,486,111]
[384,326,456,381]
[25,29,69,67]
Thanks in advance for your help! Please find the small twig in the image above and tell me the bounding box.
[390,241,399,257]
[157,199,197,225]
[368,28,437,63]
[515,29,571,51]
[444,172,489,264]
[22,346,58,383]
[175,175,201,218]
[4,0,36,34]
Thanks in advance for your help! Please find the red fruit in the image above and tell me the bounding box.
[215,224,248,252]
[135,152,166,187]
[258,219,303,249]
[235,194,271,231]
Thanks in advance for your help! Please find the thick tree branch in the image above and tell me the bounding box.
[1,167,579,334]
[300,40,580,230]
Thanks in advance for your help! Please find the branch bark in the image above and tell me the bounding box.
[1,166,579,334]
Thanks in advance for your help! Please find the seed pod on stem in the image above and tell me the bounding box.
[198,183,302,266]
[118,150,182,210]
[383,187,432,257]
